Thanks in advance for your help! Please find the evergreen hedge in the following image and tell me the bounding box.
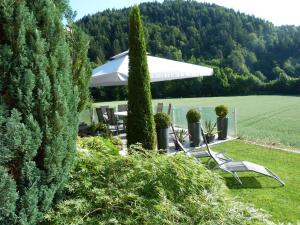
[66,17,91,112]
[0,1,89,224]
[45,137,275,225]
[126,6,156,150]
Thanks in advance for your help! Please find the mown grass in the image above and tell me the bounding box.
[82,95,300,222]
[89,95,300,149]
[211,140,300,224]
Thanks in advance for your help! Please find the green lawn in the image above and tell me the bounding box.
[90,95,300,149]
[83,95,300,223]
[211,140,300,224]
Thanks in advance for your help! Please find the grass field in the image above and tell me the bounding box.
[212,140,300,224]
[90,95,300,149]
[85,96,300,223]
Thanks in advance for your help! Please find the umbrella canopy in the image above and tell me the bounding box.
[90,51,213,87]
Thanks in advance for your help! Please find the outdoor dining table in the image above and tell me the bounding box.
[114,111,128,116]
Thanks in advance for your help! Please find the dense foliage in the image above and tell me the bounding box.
[0,0,89,224]
[154,112,171,129]
[215,105,228,118]
[77,0,300,100]
[66,13,91,112]
[186,109,201,123]
[44,136,275,225]
[127,6,156,150]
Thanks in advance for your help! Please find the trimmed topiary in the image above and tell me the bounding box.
[126,6,156,150]
[215,105,228,118]
[154,112,171,130]
[186,109,201,123]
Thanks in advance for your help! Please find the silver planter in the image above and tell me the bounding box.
[188,122,201,147]
[157,128,169,150]
[217,117,228,140]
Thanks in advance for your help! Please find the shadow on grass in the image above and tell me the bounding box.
[224,176,284,189]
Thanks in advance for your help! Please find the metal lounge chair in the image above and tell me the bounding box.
[170,124,231,161]
[200,128,285,186]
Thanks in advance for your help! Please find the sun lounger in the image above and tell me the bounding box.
[200,128,285,186]
[170,124,231,162]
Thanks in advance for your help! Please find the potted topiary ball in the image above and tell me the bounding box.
[186,109,201,147]
[215,105,228,140]
[154,112,171,150]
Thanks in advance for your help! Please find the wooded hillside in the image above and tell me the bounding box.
[77,0,300,100]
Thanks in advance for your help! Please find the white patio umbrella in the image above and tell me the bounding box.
[90,51,213,87]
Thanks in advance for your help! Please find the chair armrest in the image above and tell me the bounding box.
[215,152,232,160]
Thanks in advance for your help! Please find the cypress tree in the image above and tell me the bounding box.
[127,6,156,150]
[0,0,85,224]
[66,9,91,112]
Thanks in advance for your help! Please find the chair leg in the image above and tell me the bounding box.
[232,172,243,185]
[221,167,243,185]
[266,168,285,186]
[116,124,119,135]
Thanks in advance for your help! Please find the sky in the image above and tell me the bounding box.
[69,0,300,26]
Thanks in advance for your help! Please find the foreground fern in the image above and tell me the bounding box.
[44,137,275,225]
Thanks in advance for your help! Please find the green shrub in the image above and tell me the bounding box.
[0,1,88,224]
[44,137,274,225]
[77,136,120,157]
[110,136,123,148]
[127,6,156,150]
[174,129,189,143]
[154,112,171,130]
[90,122,111,136]
[186,109,201,123]
[215,105,229,118]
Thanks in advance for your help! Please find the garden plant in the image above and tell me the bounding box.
[186,109,202,146]
[45,136,275,225]
[126,6,156,150]
[154,112,171,150]
[215,104,229,140]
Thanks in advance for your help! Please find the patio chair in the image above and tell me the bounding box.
[106,108,124,134]
[117,104,128,112]
[170,124,231,161]
[117,104,128,130]
[156,103,163,113]
[200,128,285,186]
[95,106,109,123]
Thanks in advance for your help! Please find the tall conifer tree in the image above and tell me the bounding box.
[0,0,87,224]
[66,9,91,112]
[127,6,156,150]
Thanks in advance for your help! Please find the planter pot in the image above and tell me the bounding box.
[188,123,193,141]
[217,117,228,140]
[205,134,215,143]
[157,128,169,150]
[188,122,201,147]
